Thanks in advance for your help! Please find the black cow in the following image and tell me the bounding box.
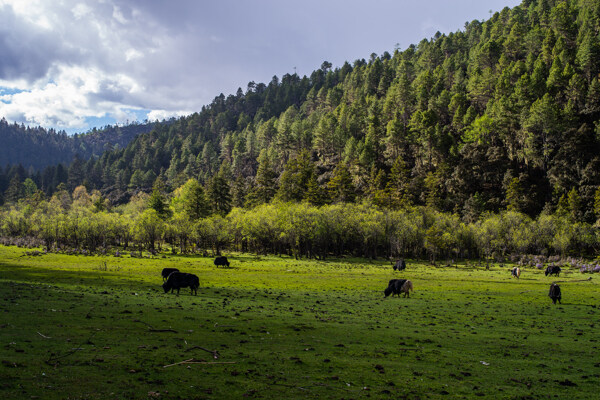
[163,272,199,295]
[384,279,408,297]
[393,259,406,271]
[214,256,230,268]
[548,283,561,304]
[161,268,179,282]
[545,265,561,277]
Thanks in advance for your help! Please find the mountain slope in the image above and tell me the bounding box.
[5,0,600,221]
[0,119,158,170]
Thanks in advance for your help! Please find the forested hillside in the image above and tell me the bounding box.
[2,0,600,259]
[0,118,157,170]
[30,0,600,218]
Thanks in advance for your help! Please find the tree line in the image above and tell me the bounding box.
[1,182,597,261]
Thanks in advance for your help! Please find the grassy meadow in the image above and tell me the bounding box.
[0,246,599,399]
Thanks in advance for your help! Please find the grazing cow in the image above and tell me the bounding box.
[393,259,406,271]
[545,265,561,277]
[384,279,408,297]
[399,280,413,297]
[161,268,179,282]
[384,279,399,296]
[548,283,561,304]
[162,272,199,295]
[214,256,230,268]
[511,267,521,279]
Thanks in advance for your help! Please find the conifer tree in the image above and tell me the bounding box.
[305,174,328,206]
[246,151,278,207]
[505,177,524,212]
[386,157,411,209]
[207,173,232,216]
[328,162,355,203]
[179,179,210,221]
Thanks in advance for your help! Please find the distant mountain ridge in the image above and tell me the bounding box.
[0,118,159,170]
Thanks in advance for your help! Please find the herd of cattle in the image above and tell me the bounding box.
[160,256,566,304]
[511,265,563,304]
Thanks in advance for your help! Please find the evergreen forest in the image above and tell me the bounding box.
[0,118,158,171]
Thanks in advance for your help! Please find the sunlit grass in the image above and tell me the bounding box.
[1,246,599,399]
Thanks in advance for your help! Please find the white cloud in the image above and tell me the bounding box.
[0,0,195,129]
[147,109,192,122]
[0,65,149,129]
[0,0,54,30]
[72,3,92,20]
[125,48,144,62]
[112,5,129,25]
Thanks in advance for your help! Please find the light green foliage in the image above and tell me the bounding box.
[171,178,210,221]
[2,189,600,259]
[463,115,493,145]
[135,209,164,249]
[22,178,38,198]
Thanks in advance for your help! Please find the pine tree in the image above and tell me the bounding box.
[207,174,232,216]
[386,157,411,208]
[505,177,524,212]
[567,187,582,221]
[5,175,23,204]
[246,151,278,207]
[148,189,169,219]
[231,176,248,208]
[305,174,328,206]
[180,179,210,221]
[593,187,600,220]
[328,162,355,203]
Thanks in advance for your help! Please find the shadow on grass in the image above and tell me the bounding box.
[0,260,159,291]
[0,261,272,302]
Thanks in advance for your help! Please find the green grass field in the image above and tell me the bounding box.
[1,246,599,399]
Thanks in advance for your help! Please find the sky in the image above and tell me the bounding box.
[0,0,522,134]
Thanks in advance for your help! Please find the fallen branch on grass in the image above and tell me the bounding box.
[132,319,177,333]
[45,331,98,365]
[147,328,178,332]
[162,358,236,368]
[186,346,220,359]
[37,332,51,339]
